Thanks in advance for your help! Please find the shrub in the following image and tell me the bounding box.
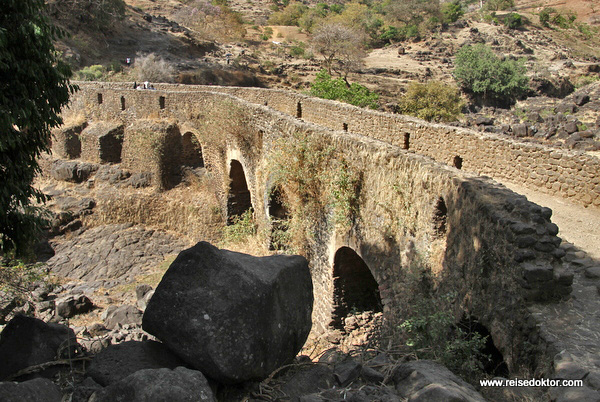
[442,0,464,23]
[398,81,464,122]
[134,53,175,83]
[0,260,49,323]
[268,2,308,26]
[309,70,379,109]
[539,8,550,27]
[504,12,523,29]
[483,0,514,11]
[223,209,256,243]
[453,44,529,106]
[75,65,106,81]
[400,294,489,380]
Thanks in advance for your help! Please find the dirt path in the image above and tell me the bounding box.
[498,180,600,260]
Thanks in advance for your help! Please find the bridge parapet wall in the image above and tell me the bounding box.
[60,83,574,375]
[136,83,598,210]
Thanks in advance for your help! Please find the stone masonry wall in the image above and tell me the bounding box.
[59,83,575,375]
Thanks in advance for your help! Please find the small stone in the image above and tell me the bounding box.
[574,93,590,106]
[334,358,362,386]
[510,223,536,235]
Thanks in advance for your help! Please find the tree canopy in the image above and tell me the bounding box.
[453,44,528,106]
[0,0,75,255]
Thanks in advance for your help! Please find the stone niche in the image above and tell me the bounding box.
[51,122,87,159]
[121,120,182,190]
[80,122,124,164]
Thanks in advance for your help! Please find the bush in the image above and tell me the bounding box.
[0,260,49,323]
[539,8,550,27]
[503,12,523,29]
[400,294,489,379]
[398,81,464,122]
[134,53,175,83]
[268,2,308,26]
[75,65,106,81]
[223,209,256,243]
[309,70,379,109]
[453,44,529,106]
[442,0,464,23]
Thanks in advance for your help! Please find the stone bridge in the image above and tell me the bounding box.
[54,82,591,378]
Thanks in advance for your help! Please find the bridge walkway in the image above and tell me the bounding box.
[500,180,600,399]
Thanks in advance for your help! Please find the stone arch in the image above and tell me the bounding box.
[268,185,290,250]
[331,247,382,329]
[433,196,448,237]
[458,316,509,377]
[227,159,252,224]
[181,132,204,168]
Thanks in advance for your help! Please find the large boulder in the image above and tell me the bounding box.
[0,378,62,402]
[89,367,215,402]
[142,241,313,383]
[0,315,76,380]
[393,360,486,401]
[87,340,186,386]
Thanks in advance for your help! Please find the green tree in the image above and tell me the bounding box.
[442,0,464,23]
[453,44,528,106]
[0,0,75,255]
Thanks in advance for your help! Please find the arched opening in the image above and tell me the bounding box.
[343,123,348,132]
[227,160,252,224]
[331,247,382,329]
[159,96,166,110]
[403,132,410,150]
[457,316,509,377]
[97,93,103,104]
[433,197,447,237]
[296,101,302,118]
[453,155,463,169]
[268,186,290,250]
[120,96,126,111]
[181,132,204,168]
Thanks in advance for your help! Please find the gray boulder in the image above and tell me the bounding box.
[142,241,313,383]
[0,378,62,402]
[87,340,186,386]
[393,360,486,401]
[50,160,97,183]
[0,315,76,380]
[56,295,94,318]
[89,367,215,402]
[103,305,143,330]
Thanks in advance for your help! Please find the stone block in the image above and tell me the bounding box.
[521,263,553,283]
[80,122,124,163]
[51,122,86,159]
[122,120,182,190]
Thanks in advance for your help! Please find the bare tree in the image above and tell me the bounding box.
[134,53,175,83]
[312,23,365,82]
